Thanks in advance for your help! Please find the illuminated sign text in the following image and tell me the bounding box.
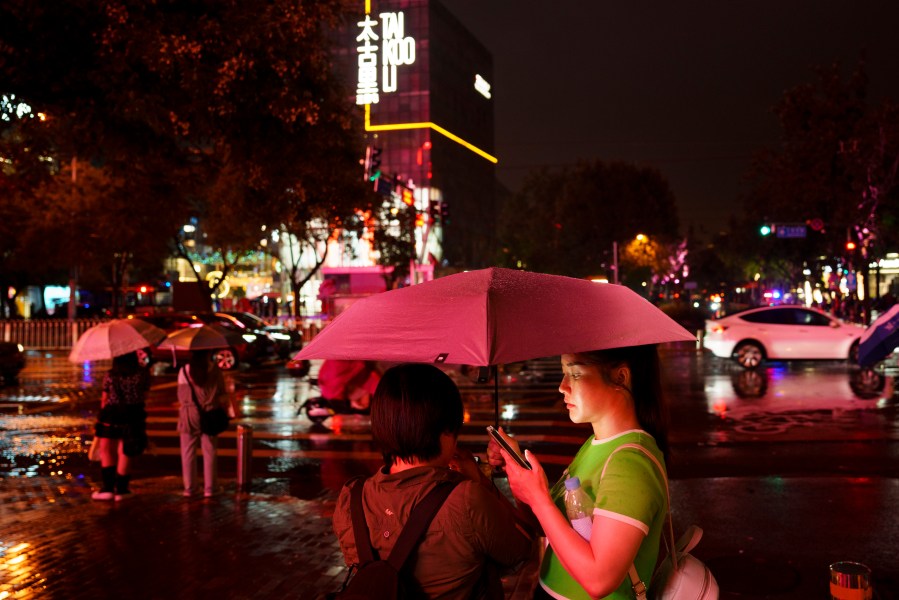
[356,11,416,104]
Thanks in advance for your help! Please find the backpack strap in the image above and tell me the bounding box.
[599,443,672,600]
[347,477,460,572]
[385,480,459,571]
[348,477,376,563]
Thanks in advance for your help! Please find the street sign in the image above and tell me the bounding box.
[775,224,807,239]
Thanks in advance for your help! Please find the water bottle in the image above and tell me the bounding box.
[564,476,593,541]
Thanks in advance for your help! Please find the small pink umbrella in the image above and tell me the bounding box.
[295,267,695,367]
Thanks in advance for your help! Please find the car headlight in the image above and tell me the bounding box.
[17,344,24,352]
[242,334,257,343]
[270,332,291,341]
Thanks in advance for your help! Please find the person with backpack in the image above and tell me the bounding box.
[332,363,535,599]
[488,345,670,600]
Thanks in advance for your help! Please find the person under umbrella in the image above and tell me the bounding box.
[92,350,151,501]
[488,344,669,600]
[177,349,237,498]
[68,319,164,502]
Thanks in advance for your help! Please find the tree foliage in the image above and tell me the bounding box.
[743,61,899,281]
[0,0,365,312]
[498,160,681,285]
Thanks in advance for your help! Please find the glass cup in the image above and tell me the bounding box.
[829,561,872,600]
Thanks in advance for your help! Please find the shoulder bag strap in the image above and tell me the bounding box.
[348,477,377,564]
[385,480,460,572]
[599,443,674,600]
[182,366,204,412]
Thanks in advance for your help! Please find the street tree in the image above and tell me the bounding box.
[498,160,681,285]
[744,61,899,283]
[1,0,363,312]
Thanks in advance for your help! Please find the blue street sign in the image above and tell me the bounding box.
[775,224,807,239]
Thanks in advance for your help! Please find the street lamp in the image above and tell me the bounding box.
[612,234,648,285]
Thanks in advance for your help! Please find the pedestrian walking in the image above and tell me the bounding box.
[488,344,669,599]
[92,351,151,501]
[332,363,535,599]
[177,350,235,498]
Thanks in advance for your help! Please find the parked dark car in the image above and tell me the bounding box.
[216,311,303,359]
[0,341,26,385]
[133,312,273,370]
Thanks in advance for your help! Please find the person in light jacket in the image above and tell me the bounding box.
[177,350,234,498]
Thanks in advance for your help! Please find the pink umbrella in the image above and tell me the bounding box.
[295,268,695,365]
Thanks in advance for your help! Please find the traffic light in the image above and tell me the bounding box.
[759,224,772,236]
[440,201,450,224]
[398,185,414,206]
[846,240,857,251]
[428,199,440,221]
[369,147,382,181]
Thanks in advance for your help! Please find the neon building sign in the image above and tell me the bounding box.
[355,1,497,164]
[355,11,416,104]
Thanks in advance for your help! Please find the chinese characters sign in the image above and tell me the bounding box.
[356,11,416,105]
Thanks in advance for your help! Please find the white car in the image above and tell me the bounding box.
[703,305,866,368]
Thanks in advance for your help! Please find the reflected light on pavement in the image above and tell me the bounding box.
[0,542,36,597]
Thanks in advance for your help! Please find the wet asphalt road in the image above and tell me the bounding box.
[2,345,899,598]
[2,344,898,489]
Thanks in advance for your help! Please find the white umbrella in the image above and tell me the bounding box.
[68,318,167,363]
[156,324,245,352]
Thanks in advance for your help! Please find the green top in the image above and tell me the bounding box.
[538,430,667,599]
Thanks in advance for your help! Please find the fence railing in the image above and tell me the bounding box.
[0,318,329,350]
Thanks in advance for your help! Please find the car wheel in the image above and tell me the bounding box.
[848,341,860,365]
[734,341,764,369]
[849,368,884,399]
[214,348,238,371]
[732,368,768,398]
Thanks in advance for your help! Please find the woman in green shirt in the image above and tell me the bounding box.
[488,344,669,599]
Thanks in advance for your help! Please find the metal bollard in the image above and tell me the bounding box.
[695,328,704,351]
[236,424,253,494]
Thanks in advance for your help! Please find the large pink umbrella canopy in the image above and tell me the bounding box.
[295,268,696,366]
[68,318,167,363]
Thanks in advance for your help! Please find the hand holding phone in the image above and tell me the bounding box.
[486,426,531,470]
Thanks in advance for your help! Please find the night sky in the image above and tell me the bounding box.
[441,0,899,237]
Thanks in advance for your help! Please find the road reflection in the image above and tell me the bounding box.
[705,363,898,420]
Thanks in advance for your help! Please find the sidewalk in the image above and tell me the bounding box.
[1,474,896,599]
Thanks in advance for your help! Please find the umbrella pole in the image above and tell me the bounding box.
[493,365,499,428]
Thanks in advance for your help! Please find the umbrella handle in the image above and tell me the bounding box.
[493,365,499,428]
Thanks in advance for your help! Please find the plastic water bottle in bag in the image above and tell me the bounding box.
[564,476,593,541]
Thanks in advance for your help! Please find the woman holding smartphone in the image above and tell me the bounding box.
[487,344,669,600]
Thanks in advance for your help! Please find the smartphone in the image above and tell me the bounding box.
[486,425,532,470]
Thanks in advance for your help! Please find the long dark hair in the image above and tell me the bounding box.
[188,350,213,388]
[581,344,670,459]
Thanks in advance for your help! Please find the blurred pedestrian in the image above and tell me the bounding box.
[488,345,669,599]
[332,363,534,598]
[317,359,381,411]
[92,351,150,501]
[177,350,235,498]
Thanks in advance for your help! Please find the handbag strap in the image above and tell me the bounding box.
[599,443,676,600]
[347,477,460,571]
[182,366,204,412]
